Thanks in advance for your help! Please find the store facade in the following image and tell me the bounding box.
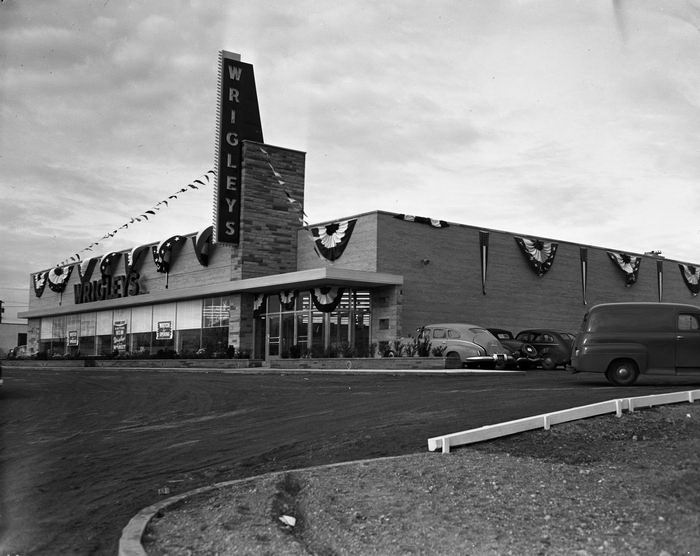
[19,52,700,360]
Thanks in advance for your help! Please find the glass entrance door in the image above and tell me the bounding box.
[280,313,295,358]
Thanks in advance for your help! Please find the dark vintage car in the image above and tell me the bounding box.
[514,329,575,370]
[487,328,540,369]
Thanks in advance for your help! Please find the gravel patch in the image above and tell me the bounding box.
[144,403,700,555]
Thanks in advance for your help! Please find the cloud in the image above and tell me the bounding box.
[2,0,700,296]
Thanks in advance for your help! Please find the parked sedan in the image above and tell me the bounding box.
[487,328,540,369]
[514,329,575,370]
[419,323,513,368]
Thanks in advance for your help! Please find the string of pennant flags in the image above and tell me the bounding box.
[56,170,216,268]
[259,147,323,259]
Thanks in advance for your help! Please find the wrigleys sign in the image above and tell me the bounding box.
[73,272,144,304]
[214,50,264,245]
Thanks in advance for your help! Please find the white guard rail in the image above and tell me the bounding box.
[427,389,700,454]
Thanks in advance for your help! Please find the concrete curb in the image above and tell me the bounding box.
[118,455,409,556]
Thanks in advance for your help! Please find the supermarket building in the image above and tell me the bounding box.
[18,53,700,361]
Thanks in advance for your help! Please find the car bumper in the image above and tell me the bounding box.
[465,354,514,368]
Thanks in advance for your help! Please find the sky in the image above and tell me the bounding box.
[2,0,700,321]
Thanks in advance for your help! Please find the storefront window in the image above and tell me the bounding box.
[201,327,228,355]
[80,312,97,356]
[131,332,151,355]
[177,329,201,355]
[203,296,230,328]
[96,335,112,355]
[200,296,229,355]
[255,290,371,359]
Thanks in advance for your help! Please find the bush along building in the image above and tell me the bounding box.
[19,52,700,362]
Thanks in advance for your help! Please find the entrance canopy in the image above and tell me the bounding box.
[20,268,404,319]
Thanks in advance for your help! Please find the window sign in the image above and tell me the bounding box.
[68,330,79,347]
[157,321,173,340]
[113,321,127,351]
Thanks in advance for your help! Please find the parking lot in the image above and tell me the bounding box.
[1,366,698,555]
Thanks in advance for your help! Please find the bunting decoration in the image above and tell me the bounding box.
[607,251,641,287]
[192,226,214,267]
[78,257,99,284]
[32,271,47,298]
[126,244,150,276]
[47,265,73,293]
[56,169,215,267]
[657,259,664,302]
[479,231,489,295]
[310,286,345,312]
[394,214,449,228]
[679,264,700,296]
[279,290,297,311]
[580,247,588,305]
[99,252,123,278]
[153,235,187,288]
[311,220,357,262]
[253,293,267,317]
[515,237,558,276]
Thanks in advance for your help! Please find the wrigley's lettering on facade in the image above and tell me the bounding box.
[73,272,144,304]
[214,51,264,246]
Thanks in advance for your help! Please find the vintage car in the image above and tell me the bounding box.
[514,329,575,370]
[487,328,540,369]
[419,323,513,368]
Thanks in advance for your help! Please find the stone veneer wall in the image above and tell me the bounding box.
[238,141,306,280]
[228,141,306,352]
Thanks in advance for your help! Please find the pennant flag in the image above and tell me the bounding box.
[311,220,357,262]
[580,247,588,305]
[479,231,489,295]
[515,237,558,276]
[607,251,641,287]
[657,259,664,302]
[192,226,214,267]
[32,271,48,298]
[260,146,320,258]
[56,169,214,267]
[394,214,449,228]
[679,263,700,296]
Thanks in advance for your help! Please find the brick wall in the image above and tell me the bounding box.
[374,212,700,335]
[297,211,379,271]
[239,141,306,279]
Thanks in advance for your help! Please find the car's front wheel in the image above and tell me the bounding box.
[606,359,639,386]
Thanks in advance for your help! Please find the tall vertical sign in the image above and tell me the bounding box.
[214,51,264,245]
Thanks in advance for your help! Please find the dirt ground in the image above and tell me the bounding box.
[145,402,700,555]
